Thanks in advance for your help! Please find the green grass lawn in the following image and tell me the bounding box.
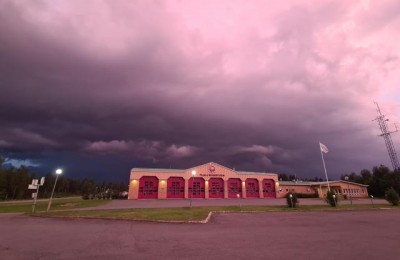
[33,204,398,222]
[0,197,110,213]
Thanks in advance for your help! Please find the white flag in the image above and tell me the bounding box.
[320,142,328,153]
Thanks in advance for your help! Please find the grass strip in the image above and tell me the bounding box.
[0,198,110,213]
[33,204,398,222]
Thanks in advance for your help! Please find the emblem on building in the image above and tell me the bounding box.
[208,164,216,173]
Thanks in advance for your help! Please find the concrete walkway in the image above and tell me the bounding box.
[90,197,388,210]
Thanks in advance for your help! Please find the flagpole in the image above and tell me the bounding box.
[320,142,331,192]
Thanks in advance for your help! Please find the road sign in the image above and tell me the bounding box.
[40,177,45,186]
[32,179,38,185]
[28,184,37,190]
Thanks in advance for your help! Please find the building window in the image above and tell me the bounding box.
[247,183,258,195]
[143,181,156,195]
[229,182,239,193]
[192,182,201,195]
[210,181,223,196]
[169,181,183,195]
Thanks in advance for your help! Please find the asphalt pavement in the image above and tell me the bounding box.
[0,209,399,259]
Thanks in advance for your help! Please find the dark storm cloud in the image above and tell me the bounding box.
[0,0,399,180]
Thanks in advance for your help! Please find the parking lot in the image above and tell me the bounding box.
[1,209,399,259]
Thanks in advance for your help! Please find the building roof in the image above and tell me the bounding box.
[131,162,277,175]
[131,168,185,173]
[279,180,368,187]
[279,181,315,186]
[237,171,276,175]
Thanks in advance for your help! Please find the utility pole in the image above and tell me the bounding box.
[373,102,400,170]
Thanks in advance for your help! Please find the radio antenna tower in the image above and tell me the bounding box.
[373,102,400,170]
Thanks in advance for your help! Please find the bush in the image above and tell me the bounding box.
[385,187,400,206]
[286,192,298,208]
[325,190,338,207]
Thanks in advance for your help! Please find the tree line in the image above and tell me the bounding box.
[340,165,400,197]
[280,165,400,197]
[0,156,127,200]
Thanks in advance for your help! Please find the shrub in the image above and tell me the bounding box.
[385,187,400,206]
[325,190,338,207]
[286,192,298,208]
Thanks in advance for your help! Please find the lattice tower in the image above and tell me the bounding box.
[373,102,400,170]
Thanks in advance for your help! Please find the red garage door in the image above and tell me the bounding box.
[167,177,185,199]
[228,178,242,198]
[246,178,259,198]
[262,179,276,198]
[209,178,224,198]
[189,177,205,198]
[138,176,158,199]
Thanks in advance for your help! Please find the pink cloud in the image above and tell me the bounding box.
[1,0,399,176]
[83,140,198,162]
[166,144,197,158]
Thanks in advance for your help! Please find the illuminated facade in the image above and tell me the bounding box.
[128,162,279,199]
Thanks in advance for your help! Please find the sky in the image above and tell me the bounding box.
[1,0,400,182]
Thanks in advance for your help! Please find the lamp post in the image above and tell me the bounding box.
[47,168,63,212]
[344,176,353,205]
[333,194,337,207]
[236,193,241,210]
[289,194,293,208]
[370,195,374,208]
[190,170,196,208]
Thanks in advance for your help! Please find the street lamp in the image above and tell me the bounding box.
[237,193,241,210]
[190,170,196,208]
[289,194,293,208]
[344,176,353,205]
[47,168,63,212]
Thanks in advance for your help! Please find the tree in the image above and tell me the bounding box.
[0,154,4,168]
[56,176,70,194]
[80,178,96,196]
[278,174,289,181]
[360,169,372,185]
[41,172,56,198]
[0,168,6,200]
[385,187,399,206]
[0,154,4,199]
[369,165,393,197]
[325,190,338,207]
[286,192,298,208]
[0,161,127,200]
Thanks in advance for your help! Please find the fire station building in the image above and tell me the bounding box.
[128,162,279,199]
[278,180,369,198]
